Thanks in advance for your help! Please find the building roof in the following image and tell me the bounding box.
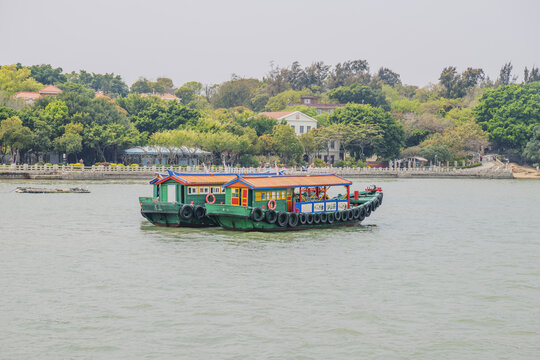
[159,93,180,100]
[223,174,352,189]
[39,85,62,94]
[12,91,42,99]
[258,111,294,120]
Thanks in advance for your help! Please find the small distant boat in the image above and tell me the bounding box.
[15,187,90,194]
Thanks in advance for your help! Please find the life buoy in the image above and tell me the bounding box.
[268,199,276,210]
[206,193,215,204]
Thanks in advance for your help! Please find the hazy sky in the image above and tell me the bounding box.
[1,0,539,87]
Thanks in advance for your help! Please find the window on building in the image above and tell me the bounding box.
[199,187,209,194]
[304,98,311,104]
[307,126,311,132]
[300,125,304,133]
[330,141,335,149]
[291,125,295,131]
[188,187,198,194]
[317,109,322,115]
[211,187,221,194]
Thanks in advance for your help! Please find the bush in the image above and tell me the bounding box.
[313,158,326,167]
[335,160,346,168]
[130,164,139,167]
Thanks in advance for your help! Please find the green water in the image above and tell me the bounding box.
[1,179,539,359]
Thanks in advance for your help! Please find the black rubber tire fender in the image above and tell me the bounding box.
[353,207,361,219]
[348,209,355,221]
[265,209,277,224]
[306,213,314,224]
[179,204,194,220]
[193,205,206,219]
[359,207,366,221]
[299,212,308,225]
[334,211,342,221]
[250,207,264,222]
[277,211,289,227]
[313,213,321,224]
[320,212,328,223]
[288,212,299,227]
[365,204,372,217]
[327,212,335,224]
[372,199,379,211]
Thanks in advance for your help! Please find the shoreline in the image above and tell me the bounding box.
[0,169,517,181]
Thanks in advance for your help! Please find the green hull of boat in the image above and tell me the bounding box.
[139,197,217,227]
[206,191,382,232]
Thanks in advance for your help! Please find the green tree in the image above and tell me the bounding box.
[211,78,260,109]
[376,67,402,86]
[130,78,153,93]
[54,123,83,160]
[265,89,312,111]
[272,124,304,164]
[0,116,33,163]
[329,104,404,159]
[42,99,69,137]
[0,65,43,95]
[523,125,540,164]
[497,62,515,86]
[29,64,67,85]
[328,84,389,110]
[474,82,540,151]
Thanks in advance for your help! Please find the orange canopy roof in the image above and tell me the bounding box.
[224,174,351,189]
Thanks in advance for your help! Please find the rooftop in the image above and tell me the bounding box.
[224,174,352,189]
[39,85,62,94]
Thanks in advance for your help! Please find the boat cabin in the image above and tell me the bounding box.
[221,174,352,213]
[150,172,237,205]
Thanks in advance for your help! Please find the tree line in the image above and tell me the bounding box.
[1,60,539,166]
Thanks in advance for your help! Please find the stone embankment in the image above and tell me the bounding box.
[0,162,514,180]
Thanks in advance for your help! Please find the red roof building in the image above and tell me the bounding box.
[39,85,62,96]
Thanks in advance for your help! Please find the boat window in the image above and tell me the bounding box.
[188,186,198,194]
[231,188,239,196]
[272,191,276,199]
[281,191,285,199]
[199,187,209,194]
[211,187,221,194]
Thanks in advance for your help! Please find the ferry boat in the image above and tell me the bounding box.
[139,171,281,227]
[205,174,383,231]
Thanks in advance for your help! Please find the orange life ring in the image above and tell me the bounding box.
[268,199,276,210]
[206,193,216,204]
